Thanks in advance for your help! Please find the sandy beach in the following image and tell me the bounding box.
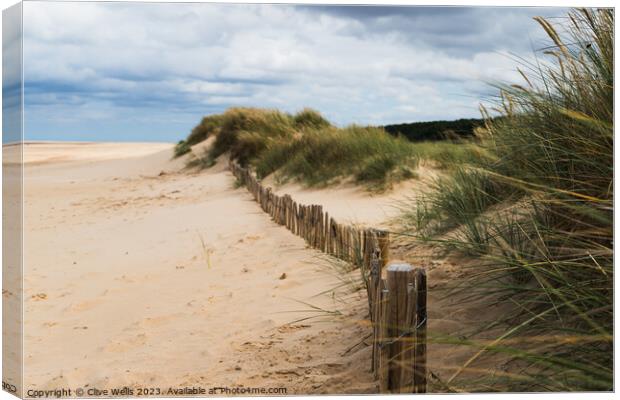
[6,140,511,395]
[17,142,391,394]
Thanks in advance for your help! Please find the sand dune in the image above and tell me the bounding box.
[19,142,377,394]
[263,165,439,230]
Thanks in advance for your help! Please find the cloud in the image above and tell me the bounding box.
[3,2,23,143]
[300,6,565,56]
[20,2,566,141]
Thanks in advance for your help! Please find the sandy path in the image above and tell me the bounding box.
[20,143,375,395]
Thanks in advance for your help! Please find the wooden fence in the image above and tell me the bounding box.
[229,159,427,393]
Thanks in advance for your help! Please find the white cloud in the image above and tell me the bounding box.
[20,2,563,140]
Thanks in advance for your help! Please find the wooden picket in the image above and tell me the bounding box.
[229,159,427,393]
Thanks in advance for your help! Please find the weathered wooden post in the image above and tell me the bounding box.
[324,212,330,253]
[319,206,324,250]
[370,256,381,373]
[414,268,427,394]
[386,263,414,392]
[377,281,390,393]
[401,281,416,392]
[376,230,390,269]
[294,202,299,235]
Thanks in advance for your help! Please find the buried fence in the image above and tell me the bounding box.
[229,159,427,393]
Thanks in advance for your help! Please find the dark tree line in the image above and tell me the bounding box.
[383,118,485,142]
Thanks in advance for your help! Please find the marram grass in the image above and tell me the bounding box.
[178,107,482,190]
[403,8,612,392]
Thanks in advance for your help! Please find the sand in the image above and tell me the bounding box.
[16,142,376,395]
[262,165,440,230]
[7,141,504,396]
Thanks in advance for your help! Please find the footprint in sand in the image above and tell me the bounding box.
[105,333,147,352]
[277,324,311,333]
[124,314,182,332]
[115,274,152,283]
[40,374,70,391]
[31,293,48,301]
[68,298,103,312]
[275,279,301,290]
[239,235,261,243]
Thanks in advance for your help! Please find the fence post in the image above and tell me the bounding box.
[401,281,416,392]
[378,281,390,393]
[370,256,381,374]
[386,263,414,393]
[414,268,427,394]
[324,212,330,253]
[376,230,390,269]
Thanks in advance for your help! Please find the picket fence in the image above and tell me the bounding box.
[229,159,427,393]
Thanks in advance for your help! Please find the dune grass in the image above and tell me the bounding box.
[179,107,484,190]
[256,125,419,188]
[402,8,613,391]
[174,114,224,157]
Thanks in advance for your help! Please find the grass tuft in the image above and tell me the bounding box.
[402,8,613,391]
[293,107,332,130]
[174,114,224,157]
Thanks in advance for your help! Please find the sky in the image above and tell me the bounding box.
[10,1,566,142]
[2,2,22,143]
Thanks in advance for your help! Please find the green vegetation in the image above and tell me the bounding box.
[407,140,494,169]
[178,107,485,190]
[173,114,224,157]
[292,107,332,129]
[255,125,418,188]
[384,118,485,142]
[404,9,612,391]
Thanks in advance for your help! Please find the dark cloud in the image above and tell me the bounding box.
[298,5,567,57]
[298,5,475,19]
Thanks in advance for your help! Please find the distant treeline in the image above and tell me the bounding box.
[383,118,485,142]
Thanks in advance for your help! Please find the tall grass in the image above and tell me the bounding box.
[179,107,483,190]
[405,9,613,391]
[258,125,419,188]
[174,114,224,157]
[208,107,296,164]
[293,107,332,129]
